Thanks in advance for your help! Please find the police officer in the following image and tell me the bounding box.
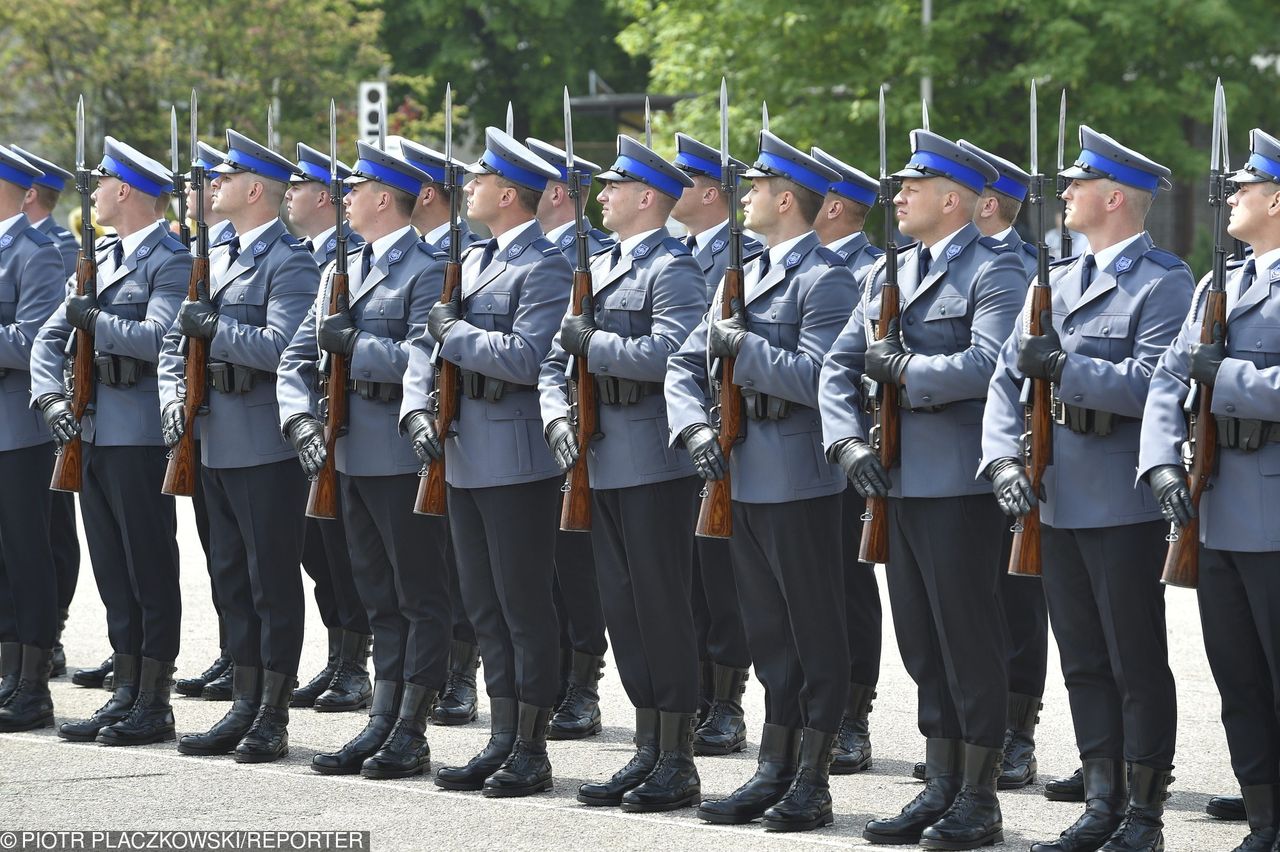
[401,128,570,797]
[390,135,482,726]
[960,139,1052,792]
[669,131,856,832]
[279,142,451,779]
[527,134,613,742]
[0,148,69,732]
[809,146,884,777]
[32,138,189,745]
[7,145,79,680]
[820,130,1025,849]
[1140,128,1280,852]
[668,132,761,756]
[283,142,373,713]
[159,129,318,763]
[540,135,705,810]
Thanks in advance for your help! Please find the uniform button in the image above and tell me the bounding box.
[771,310,777,318]
[922,395,932,402]
[362,370,371,378]
[939,307,947,315]
[238,293,245,301]
[906,317,915,325]
[744,380,754,387]
[486,303,493,310]
[1257,341,1264,349]
[1073,394,1083,402]
[1226,403,1236,412]
[514,409,522,416]
[1101,326,1110,334]
[1067,326,1075,334]
[379,307,385,315]
[621,299,627,307]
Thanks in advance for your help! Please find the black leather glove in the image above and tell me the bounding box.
[681,424,727,481]
[864,318,912,384]
[161,400,185,448]
[1016,309,1066,381]
[37,393,80,446]
[285,415,327,478]
[177,298,219,340]
[403,410,442,464]
[426,287,462,345]
[1147,464,1195,528]
[833,438,891,498]
[546,417,579,471]
[560,296,597,358]
[709,298,749,359]
[65,292,100,332]
[318,293,361,357]
[1188,321,1227,385]
[986,457,1036,518]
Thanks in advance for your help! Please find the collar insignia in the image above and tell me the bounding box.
[1114,255,1133,273]
[945,243,961,260]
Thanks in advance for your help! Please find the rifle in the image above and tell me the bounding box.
[415,84,461,516]
[1008,80,1053,577]
[695,78,744,539]
[305,100,348,520]
[857,85,902,563]
[1162,79,1229,589]
[559,87,598,532]
[161,91,211,497]
[1056,91,1072,259]
[50,96,96,493]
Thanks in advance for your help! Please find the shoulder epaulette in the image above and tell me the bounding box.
[660,236,692,257]
[529,236,559,257]
[1050,254,1078,268]
[157,233,186,253]
[814,246,844,266]
[865,244,886,258]
[1143,246,1189,271]
[1021,242,1037,258]
[281,232,309,251]
[588,243,613,259]
[23,227,54,247]
[977,236,1006,252]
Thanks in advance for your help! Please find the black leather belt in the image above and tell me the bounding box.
[1216,415,1280,451]
[596,377,662,407]
[94,355,156,387]
[459,369,533,402]
[348,378,402,403]
[208,361,271,394]
[1051,393,1135,437]
[742,388,792,421]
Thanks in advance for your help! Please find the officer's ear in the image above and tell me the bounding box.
[1268,186,1280,215]
[637,186,658,211]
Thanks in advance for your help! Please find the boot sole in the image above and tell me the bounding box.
[1042,789,1085,803]
[97,730,176,746]
[234,748,289,764]
[862,827,927,845]
[697,808,762,824]
[576,792,624,807]
[71,678,107,689]
[830,757,873,775]
[918,829,1003,850]
[620,792,699,813]
[0,715,54,733]
[1205,801,1246,820]
[762,812,834,832]
[362,761,429,780]
[289,697,320,708]
[314,697,370,713]
[434,776,487,791]
[997,772,1035,790]
[59,727,109,742]
[50,665,67,678]
[200,692,232,702]
[174,686,210,698]
[176,741,239,756]
[431,712,478,726]
[482,778,553,798]
[547,721,602,740]
[693,738,745,756]
[311,762,364,776]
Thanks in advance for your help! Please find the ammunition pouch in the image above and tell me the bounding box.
[94,354,153,387]
[860,374,945,414]
[349,378,402,403]
[208,361,266,394]
[1215,415,1280,451]
[459,369,532,402]
[742,388,792,421]
[596,376,662,407]
[1050,387,1133,436]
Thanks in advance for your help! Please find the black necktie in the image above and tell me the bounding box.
[303,238,314,254]
[918,247,931,282]
[685,233,697,250]
[360,245,373,281]
[112,241,124,270]
[477,240,498,274]
[1240,259,1257,296]
[227,240,240,263]
[609,244,623,269]
[1081,254,1096,290]
[758,251,771,280]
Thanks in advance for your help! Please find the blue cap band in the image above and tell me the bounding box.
[32,172,68,192]
[297,160,330,183]
[0,162,36,189]
[674,150,722,177]
[830,179,878,207]
[102,155,170,196]
[757,151,830,196]
[552,163,594,184]
[481,149,550,191]
[192,157,220,172]
[905,151,986,194]
[608,155,683,198]
[225,148,294,183]
[353,158,422,196]
[1245,152,1280,182]
[404,157,447,184]
[1076,148,1159,193]
[991,173,1028,201]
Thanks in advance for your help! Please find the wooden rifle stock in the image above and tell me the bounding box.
[560,266,597,532]
[857,279,901,564]
[695,266,744,539]
[306,266,350,519]
[1008,284,1054,577]
[161,256,210,496]
[51,250,98,492]
[1161,287,1225,588]
[415,260,462,516]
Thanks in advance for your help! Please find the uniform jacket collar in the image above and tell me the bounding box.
[903,222,980,311]
[1060,231,1153,318]
[463,219,544,299]
[212,218,288,295]
[103,223,168,290]
[745,231,822,306]
[351,227,420,304]
[593,227,669,295]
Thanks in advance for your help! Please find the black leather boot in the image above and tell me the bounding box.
[361,683,436,779]
[233,669,295,763]
[698,723,800,824]
[314,630,372,712]
[1099,763,1173,852]
[761,727,835,831]
[72,655,113,689]
[1209,795,1249,821]
[999,692,1040,789]
[832,683,875,774]
[175,652,232,698]
[50,609,68,678]
[432,640,479,725]
[578,708,659,806]
[622,711,701,812]
[548,651,603,740]
[1046,767,1088,802]
[200,659,234,700]
[864,737,963,845]
[1232,784,1279,852]
[177,666,262,756]
[292,628,342,708]
[0,642,20,706]
[97,657,176,745]
[920,742,1004,849]
[59,654,139,741]
[0,645,54,731]
[435,697,518,790]
[313,681,401,775]
[483,702,553,797]
[1030,758,1127,852]
[694,664,747,756]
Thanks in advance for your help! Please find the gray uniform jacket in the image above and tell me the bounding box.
[819,222,1027,498]
[312,225,364,268]
[539,229,702,490]
[982,233,1193,528]
[400,220,572,489]
[992,228,1039,279]
[1140,255,1280,552]
[32,223,190,447]
[35,217,78,280]
[666,231,856,504]
[0,215,65,451]
[694,222,763,304]
[551,222,615,264]
[830,232,884,289]
[278,230,445,477]
[425,221,480,254]
[158,218,318,469]
[210,220,236,248]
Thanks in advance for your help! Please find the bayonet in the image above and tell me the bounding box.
[506,101,514,136]
[1029,81,1038,175]
[1056,89,1071,257]
[170,106,180,180]
[762,101,769,133]
[377,96,386,150]
[331,98,345,275]
[266,104,275,153]
[644,96,652,147]
[75,96,85,171]
[922,97,930,132]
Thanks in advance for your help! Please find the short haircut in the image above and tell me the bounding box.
[775,177,824,223]
[994,192,1022,225]
[33,185,61,210]
[496,176,542,215]
[153,191,171,216]
[373,182,417,218]
[828,194,871,230]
